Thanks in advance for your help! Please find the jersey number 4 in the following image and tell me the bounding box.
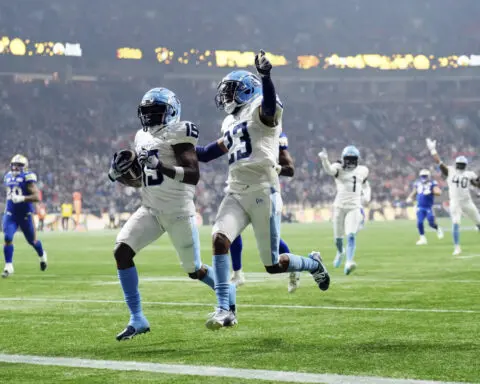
[224,122,252,165]
[452,175,469,188]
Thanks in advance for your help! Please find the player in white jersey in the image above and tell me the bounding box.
[426,138,480,255]
[201,50,330,330]
[108,87,235,340]
[318,145,371,275]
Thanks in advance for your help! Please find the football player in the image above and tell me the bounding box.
[108,88,235,340]
[195,50,330,330]
[406,169,443,245]
[2,155,47,277]
[318,146,371,275]
[197,131,299,292]
[426,138,480,255]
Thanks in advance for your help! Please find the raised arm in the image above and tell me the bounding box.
[318,148,339,176]
[426,138,448,177]
[196,138,228,163]
[255,50,278,128]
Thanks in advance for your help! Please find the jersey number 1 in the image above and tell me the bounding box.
[352,176,357,192]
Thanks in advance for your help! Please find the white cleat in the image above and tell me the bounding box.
[453,246,462,256]
[40,251,47,271]
[287,272,300,293]
[230,270,245,287]
[205,308,237,331]
[437,228,444,240]
[333,251,345,268]
[344,261,357,275]
[2,263,14,278]
[416,236,428,245]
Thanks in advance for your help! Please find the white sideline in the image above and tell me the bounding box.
[0,353,469,384]
[0,297,479,314]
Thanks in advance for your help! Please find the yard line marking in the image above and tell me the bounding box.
[0,353,469,384]
[0,297,478,314]
[455,254,480,259]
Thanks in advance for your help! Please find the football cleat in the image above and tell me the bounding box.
[453,245,462,256]
[230,270,245,287]
[40,251,48,271]
[287,272,300,293]
[344,261,357,275]
[416,236,427,245]
[333,251,345,268]
[205,308,237,331]
[437,228,444,240]
[1,263,14,278]
[116,318,150,341]
[309,251,330,291]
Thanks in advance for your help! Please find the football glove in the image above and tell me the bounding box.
[138,149,159,170]
[426,138,437,155]
[255,49,272,77]
[274,164,282,174]
[11,195,25,203]
[318,148,328,161]
[406,196,413,204]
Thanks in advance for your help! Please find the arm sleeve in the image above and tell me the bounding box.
[321,157,341,176]
[196,141,225,163]
[261,76,277,117]
[362,181,372,203]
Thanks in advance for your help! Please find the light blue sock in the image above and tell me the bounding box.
[117,267,144,324]
[286,254,319,272]
[453,223,460,245]
[335,238,343,253]
[229,283,236,312]
[213,254,230,311]
[346,234,356,262]
[199,264,215,290]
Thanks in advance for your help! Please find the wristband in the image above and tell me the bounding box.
[174,166,184,182]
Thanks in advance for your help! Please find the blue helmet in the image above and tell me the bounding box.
[138,87,181,134]
[455,155,468,170]
[341,145,360,170]
[215,70,262,114]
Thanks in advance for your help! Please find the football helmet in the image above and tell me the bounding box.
[10,154,28,176]
[419,169,431,182]
[215,70,262,114]
[138,87,181,135]
[455,156,468,170]
[341,145,360,170]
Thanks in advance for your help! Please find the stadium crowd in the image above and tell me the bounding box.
[1,76,480,222]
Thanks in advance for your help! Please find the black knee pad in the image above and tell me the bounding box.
[114,243,136,269]
[265,264,284,274]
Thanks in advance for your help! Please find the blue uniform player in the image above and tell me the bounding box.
[406,169,443,245]
[2,155,47,278]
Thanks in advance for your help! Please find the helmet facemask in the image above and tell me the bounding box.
[215,79,256,115]
[456,162,467,170]
[11,162,25,176]
[343,156,358,170]
[138,98,180,135]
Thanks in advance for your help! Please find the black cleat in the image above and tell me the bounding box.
[309,251,330,291]
[116,325,150,341]
[40,261,47,271]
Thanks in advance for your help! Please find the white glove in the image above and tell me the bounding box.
[406,197,413,204]
[426,138,437,155]
[318,148,328,161]
[138,149,159,170]
[274,164,282,174]
[255,49,272,77]
[11,195,25,203]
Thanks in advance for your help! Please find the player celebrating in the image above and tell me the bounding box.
[197,131,299,292]
[2,155,47,278]
[197,50,330,330]
[406,169,444,245]
[108,88,235,340]
[318,146,371,275]
[426,138,480,255]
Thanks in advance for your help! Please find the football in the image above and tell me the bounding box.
[115,149,143,188]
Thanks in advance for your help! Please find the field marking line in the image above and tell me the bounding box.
[0,353,470,384]
[0,297,478,314]
[455,254,480,259]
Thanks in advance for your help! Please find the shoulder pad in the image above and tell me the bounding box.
[25,172,37,182]
[166,121,199,146]
[279,133,288,150]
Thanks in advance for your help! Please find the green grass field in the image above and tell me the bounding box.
[0,220,479,383]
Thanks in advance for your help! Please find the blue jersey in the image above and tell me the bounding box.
[279,132,288,150]
[415,179,437,209]
[4,171,37,216]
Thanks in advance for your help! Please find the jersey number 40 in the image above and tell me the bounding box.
[224,122,252,165]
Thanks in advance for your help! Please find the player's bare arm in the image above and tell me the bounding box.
[406,188,417,203]
[157,143,200,185]
[196,138,228,163]
[255,50,278,128]
[279,148,294,177]
[24,182,41,203]
[426,138,448,177]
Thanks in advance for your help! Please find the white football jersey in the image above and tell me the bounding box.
[134,121,199,215]
[331,164,369,209]
[446,166,477,202]
[221,95,283,194]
